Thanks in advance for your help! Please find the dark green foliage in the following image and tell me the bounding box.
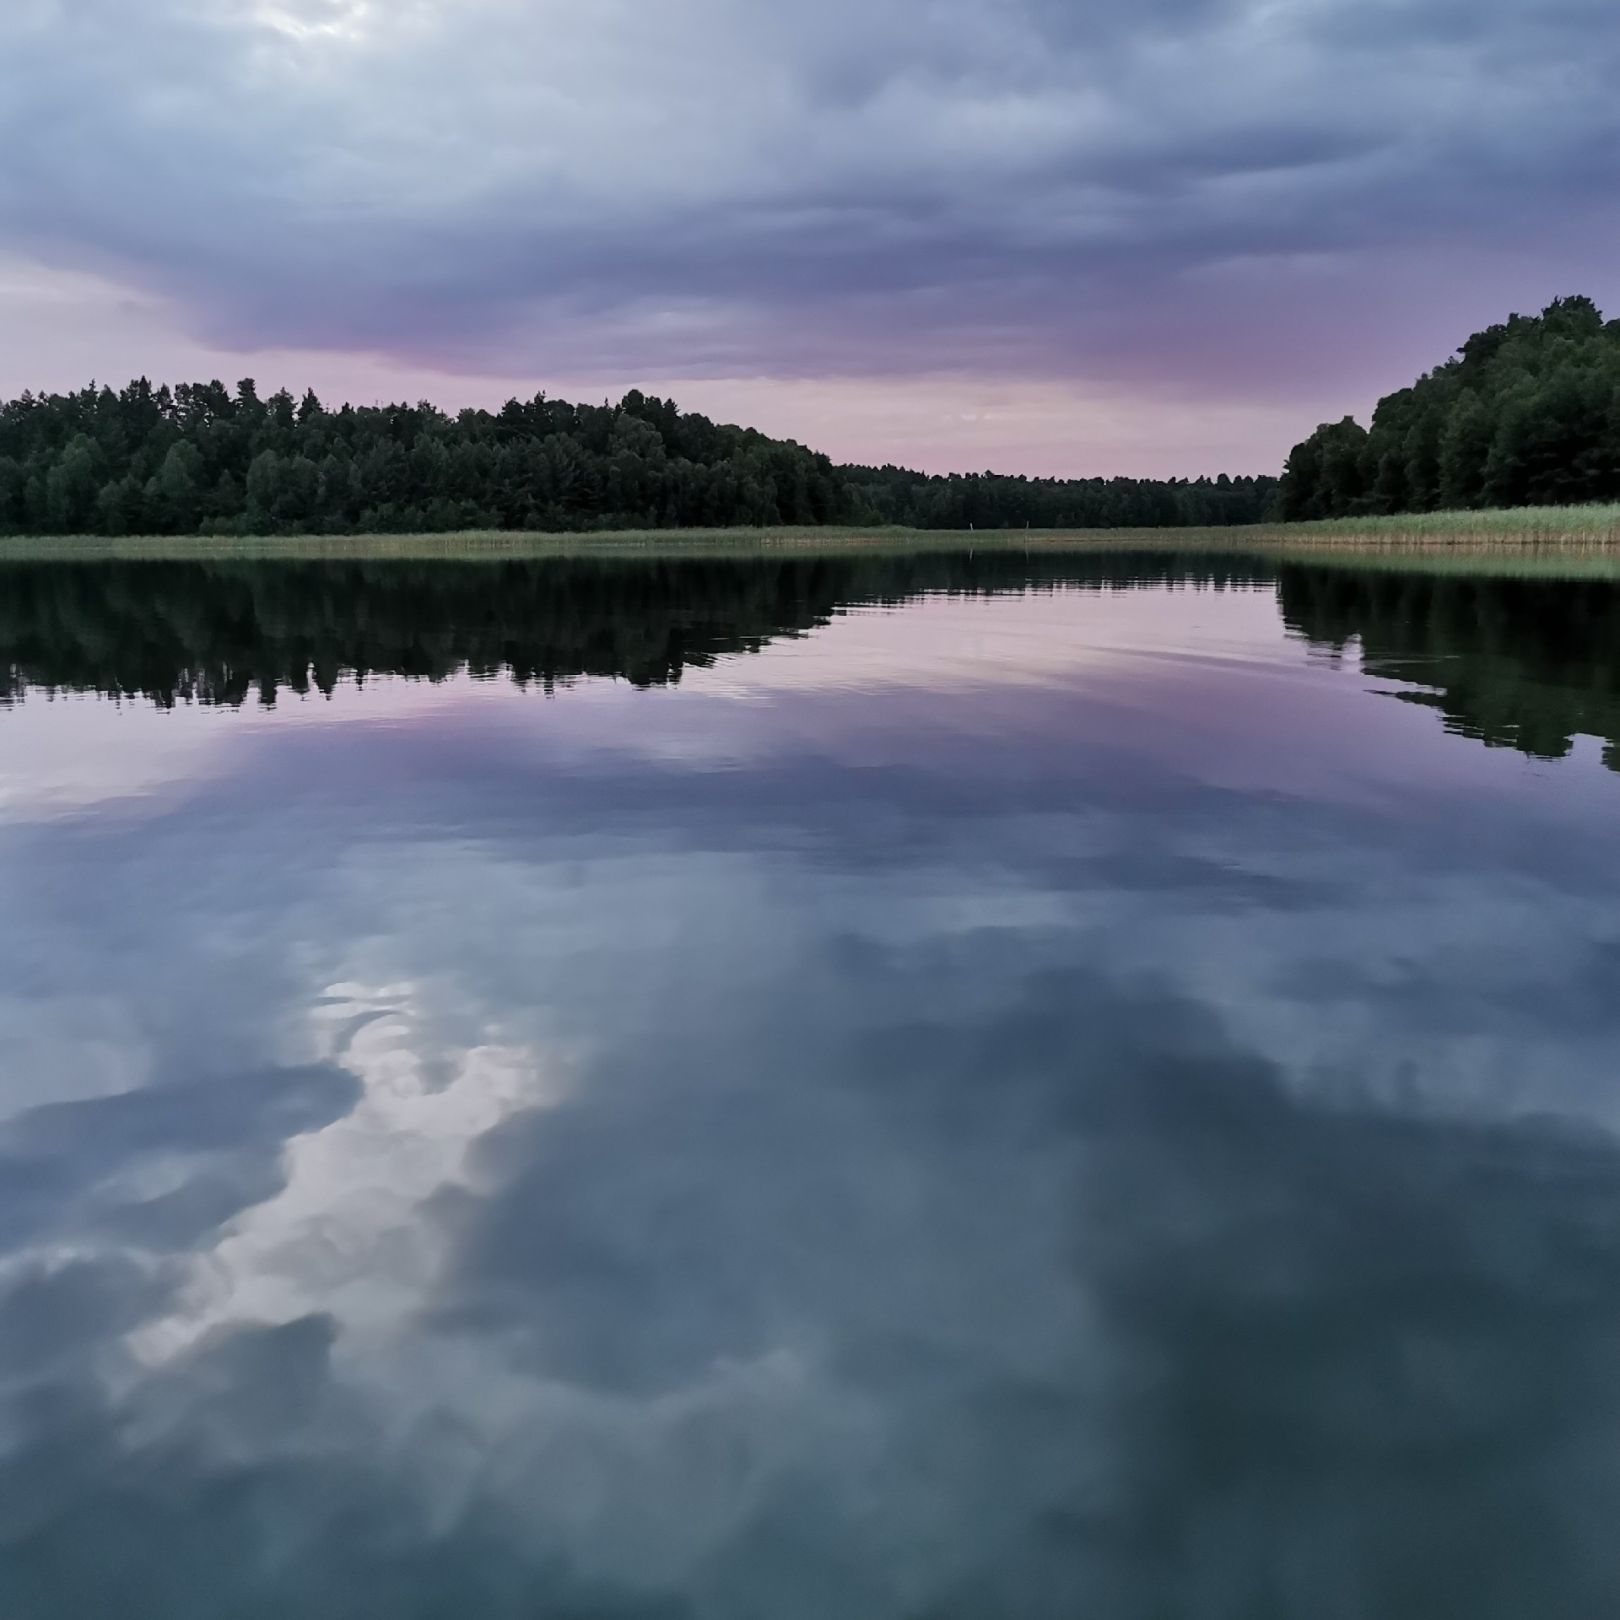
[840,463,1274,530]
[0,379,1276,537]
[1277,296,1620,520]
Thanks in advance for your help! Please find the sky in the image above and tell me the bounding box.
[1,0,1617,477]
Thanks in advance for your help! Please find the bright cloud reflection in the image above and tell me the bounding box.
[131,980,573,1364]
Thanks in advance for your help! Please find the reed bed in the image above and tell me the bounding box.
[2,504,1618,563]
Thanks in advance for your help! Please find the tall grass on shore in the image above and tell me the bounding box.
[2,504,1617,564]
[1269,504,1620,548]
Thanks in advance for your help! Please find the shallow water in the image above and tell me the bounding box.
[2,550,1618,1618]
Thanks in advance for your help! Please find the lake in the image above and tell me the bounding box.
[2,546,1618,1618]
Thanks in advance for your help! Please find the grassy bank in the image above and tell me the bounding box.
[1,503,1617,563]
[1255,504,1620,547]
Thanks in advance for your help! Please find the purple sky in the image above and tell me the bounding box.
[2,0,1616,478]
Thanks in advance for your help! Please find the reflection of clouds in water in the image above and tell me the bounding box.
[0,983,155,1120]
[0,679,473,817]
[131,981,573,1364]
[681,588,1285,702]
[2,607,1620,1614]
[56,947,1620,1620]
[1089,824,1620,1134]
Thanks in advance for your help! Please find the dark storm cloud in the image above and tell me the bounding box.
[0,0,1615,393]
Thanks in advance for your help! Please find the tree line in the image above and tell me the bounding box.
[0,379,1276,537]
[1277,295,1620,519]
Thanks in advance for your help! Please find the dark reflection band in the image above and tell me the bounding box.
[2,552,1616,770]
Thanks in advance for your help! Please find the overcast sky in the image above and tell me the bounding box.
[2,0,1616,476]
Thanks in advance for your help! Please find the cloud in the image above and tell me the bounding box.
[0,0,1615,403]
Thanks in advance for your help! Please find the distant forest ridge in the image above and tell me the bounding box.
[6,294,1613,538]
[1278,296,1620,520]
[0,375,1276,534]
[0,380,1273,537]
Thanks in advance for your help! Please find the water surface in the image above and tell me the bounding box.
[2,550,1618,1618]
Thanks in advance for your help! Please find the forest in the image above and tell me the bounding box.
[1277,295,1620,519]
[6,295,1617,537]
[0,379,1275,537]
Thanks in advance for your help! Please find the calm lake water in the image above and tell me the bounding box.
[2,548,1618,1618]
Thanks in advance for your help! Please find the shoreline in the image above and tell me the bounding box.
[1,505,1618,565]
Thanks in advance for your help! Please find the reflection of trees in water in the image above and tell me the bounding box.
[1277,565,1620,771]
[0,553,1270,708]
[4,554,1617,775]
